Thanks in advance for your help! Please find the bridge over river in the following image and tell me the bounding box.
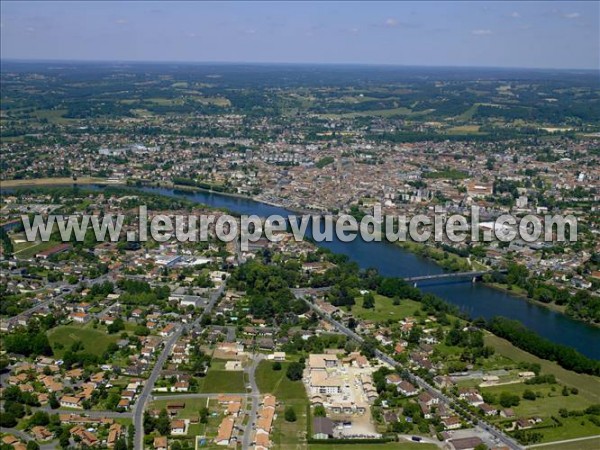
[404,270,501,286]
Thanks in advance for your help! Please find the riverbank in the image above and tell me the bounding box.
[3,180,598,358]
[393,239,599,328]
[167,182,315,216]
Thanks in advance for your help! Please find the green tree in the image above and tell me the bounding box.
[284,406,297,422]
[362,293,375,309]
[156,409,171,436]
[199,407,209,424]
[286,362,303,381]
[0,412,17,428]
[114,439,127,450]
[313,405,326,417]
[26,442,40,450]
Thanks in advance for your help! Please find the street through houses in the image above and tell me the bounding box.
[133,283,226,450]
[293,289,524,450]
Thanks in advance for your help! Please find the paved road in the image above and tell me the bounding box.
[242,354,263,450]
[293,289,523,450]
[133,327,183,450]
[133,282,225,450]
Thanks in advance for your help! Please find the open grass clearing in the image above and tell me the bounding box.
[200,369,245,393]
[255,361,308,401]
[351,295,421,323]
[48,324,119,357]
[482,382,594,417]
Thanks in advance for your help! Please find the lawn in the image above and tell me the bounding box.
[351,295,421,323]
[150,397,211,419]
[48,324,119,357]
[149,398,226,445]
[484,333,600,404]
[200,369,245,393]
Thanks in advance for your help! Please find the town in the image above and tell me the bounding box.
[1,28,600,450]
[1,186,599,450]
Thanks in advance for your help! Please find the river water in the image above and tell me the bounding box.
[128,186,598,359]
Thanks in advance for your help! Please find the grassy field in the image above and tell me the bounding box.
[33,108,73,124]
[531,436,600,450]
[423,168,469,179]
[351,295,421,323]
[445,124,484,135]
[1,177,116,188]
[13,240,61,259]
[48,324,119,357]
[200,369,246,393]
[309,443,438,450]
[255,361,308,400]
[484,333,600,404]
[534,416,600,443]
[482,382,595,417]
[256,361,309,449]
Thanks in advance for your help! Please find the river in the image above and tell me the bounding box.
[125,186,598,360]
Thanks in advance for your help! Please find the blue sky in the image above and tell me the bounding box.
[1,1,598,69]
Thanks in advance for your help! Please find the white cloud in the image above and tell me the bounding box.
[511,12,521,19]
[563,12,580,19]
[471,29,492,36]
[385,18,398,28]
[115,19,128,25]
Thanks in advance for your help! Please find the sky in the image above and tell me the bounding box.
[1,1,598,70]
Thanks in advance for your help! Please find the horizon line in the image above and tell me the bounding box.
[1,57,598,73]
